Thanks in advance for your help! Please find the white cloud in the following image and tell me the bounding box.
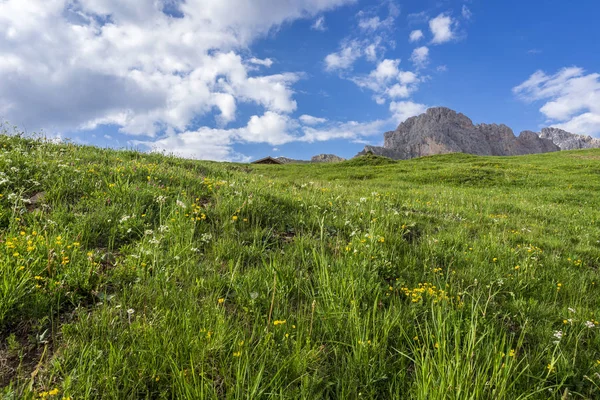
[137,111,397,159]
[133,128,240,161]
[429,13,456,44]
[398,71,418,85]
[0,0,353,140]
[462,5,472,20]
[248,57,274,67]
[437,65,448,72]
[372,59,401,81]
[134,111,298,160]
[324,2,398,71]
[312,16,327,31]
[300,119,390,142]
[351,59,421,101]
[324,41,362,71]
[299,115,328,125]
[409,30,424,42]
[389,101,428,123]
[244,112,297,145]
[359,17,381,31]
[410,46,430,68]
[553,113,600,136]
[513,67,600,136]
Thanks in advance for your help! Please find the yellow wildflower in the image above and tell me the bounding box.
[273,320,286,326]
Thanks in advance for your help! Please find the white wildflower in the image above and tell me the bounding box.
[158,225,169,233]
[568,307,576,314]
[176,200,186,209]
[585,321,595,329]
[155,195,167,204]
[360,197,367,203]
[144,229,154,236]
[553,330,563,340]
[119,215,131,223]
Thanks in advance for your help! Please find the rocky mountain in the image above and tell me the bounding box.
[311,154,346,163]
[538,127,600,150]
[359,107,560,160]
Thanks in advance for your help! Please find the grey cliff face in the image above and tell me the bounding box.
[359,107,561,160]
[538,127,600,150]
[311,154,346,163]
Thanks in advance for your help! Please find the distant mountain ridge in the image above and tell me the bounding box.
[359,107,564,160]
[275,154,346,164]
[538,127,600,150]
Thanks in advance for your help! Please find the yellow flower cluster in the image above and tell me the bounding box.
[38,388,60,398]
[400,283,449,304]
[202,177,227,191]
[190,198,207,221]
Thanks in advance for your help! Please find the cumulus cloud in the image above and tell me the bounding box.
[324,1,398,72]
[138,112,395,158]
[410,46,430,68]
[0,0,353,144]
[133,128,241,161]
[429,13,457,44]
[351,59,421,102]
[389,101,428,123]
[134,111,298,160]
[409,30,424,42]
[324,41,363,71]
[513,67,600,136]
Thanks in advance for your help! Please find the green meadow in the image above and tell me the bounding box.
[1,130,600,399]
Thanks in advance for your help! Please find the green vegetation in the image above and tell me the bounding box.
[1,130,600,399]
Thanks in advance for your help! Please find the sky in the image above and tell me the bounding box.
[0,0,599,162]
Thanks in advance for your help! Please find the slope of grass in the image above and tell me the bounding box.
[1,132,600,399]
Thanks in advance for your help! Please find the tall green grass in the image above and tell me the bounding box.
[1,131,599,398]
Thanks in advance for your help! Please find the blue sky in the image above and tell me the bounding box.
[0,0,598,161]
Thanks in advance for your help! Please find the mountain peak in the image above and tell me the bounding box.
[539,127,600,150]
[360,107,560,160]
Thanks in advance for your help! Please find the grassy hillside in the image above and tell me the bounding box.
[1,132,600,399]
